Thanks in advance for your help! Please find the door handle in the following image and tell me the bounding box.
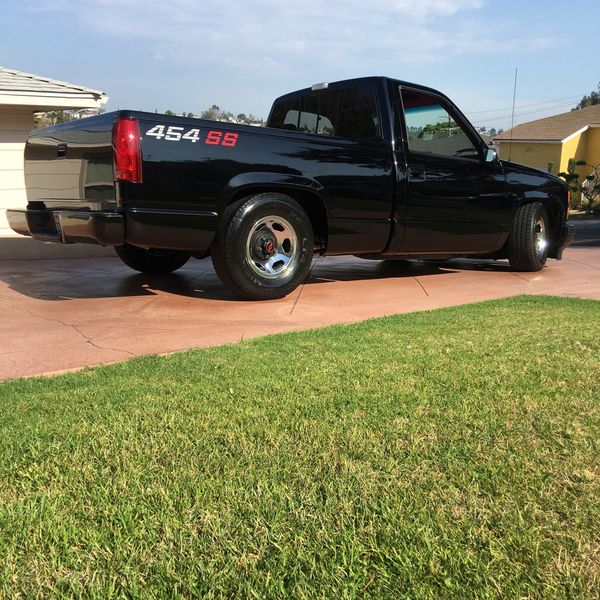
[408,167,426,180]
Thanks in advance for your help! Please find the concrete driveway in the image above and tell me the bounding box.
[1,221,599,381]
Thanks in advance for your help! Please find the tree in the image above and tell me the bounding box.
[237,113,247,123]
[574,82,600,110]
[200,105,221,120]
[34,110,74,128]
[489,128,497,137]
[559,158,587,208]
[421,120,458,136]
[165,109,175,116]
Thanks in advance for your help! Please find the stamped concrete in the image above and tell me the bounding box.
[1,233,598,381]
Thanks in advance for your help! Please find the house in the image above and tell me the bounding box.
[0,67,108,235]
[494,104,600,180]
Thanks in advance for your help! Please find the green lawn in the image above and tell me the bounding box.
[0,295,598,599]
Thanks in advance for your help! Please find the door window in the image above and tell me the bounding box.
[401,88,479,159]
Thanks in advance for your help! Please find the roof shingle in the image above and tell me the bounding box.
[0,67,105,99]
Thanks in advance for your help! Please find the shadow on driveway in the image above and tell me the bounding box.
[0,255,492,302]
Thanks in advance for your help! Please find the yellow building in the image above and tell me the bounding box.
[494,104,600,183]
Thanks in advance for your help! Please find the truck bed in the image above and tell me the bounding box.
[16,110,395,255]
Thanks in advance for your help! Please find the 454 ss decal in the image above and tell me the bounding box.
[145,125,239,147]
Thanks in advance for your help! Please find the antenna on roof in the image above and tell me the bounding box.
[508,67,518,162]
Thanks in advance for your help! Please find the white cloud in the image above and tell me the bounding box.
[391,0,484,20]
[24,0,559,118]
[26,0,554,73]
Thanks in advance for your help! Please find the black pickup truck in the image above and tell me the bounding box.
[8,76,574,300]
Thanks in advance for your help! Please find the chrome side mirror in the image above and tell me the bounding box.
[485,147,499,163]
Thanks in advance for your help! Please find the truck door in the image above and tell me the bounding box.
[397,87,507,255]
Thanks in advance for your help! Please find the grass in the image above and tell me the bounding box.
[0,295,598,599]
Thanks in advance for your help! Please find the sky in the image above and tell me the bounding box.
[1,0,598,130]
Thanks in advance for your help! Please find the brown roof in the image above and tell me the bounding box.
[494,103,600,142]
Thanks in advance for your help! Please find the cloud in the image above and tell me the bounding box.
[25,1,557,76]
[391,0,484,20]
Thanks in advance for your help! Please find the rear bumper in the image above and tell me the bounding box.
[555,223,576,259]
[6,209,124,246]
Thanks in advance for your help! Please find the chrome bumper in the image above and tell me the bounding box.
[6,209,124,246]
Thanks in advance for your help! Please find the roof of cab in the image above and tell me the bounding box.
[271,76,449,106]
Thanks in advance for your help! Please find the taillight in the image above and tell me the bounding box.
[113,118,142,183]
[567,190,571,220]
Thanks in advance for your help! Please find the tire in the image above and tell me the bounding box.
[508,202,549,272]
[211,193,314,300]
[114,243,191,274]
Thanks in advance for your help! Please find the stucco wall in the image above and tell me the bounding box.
[498,141,562,174]
[559,131,588,174]
[497,128,598,179]
[0,110,32,233]
[585,127,600,168]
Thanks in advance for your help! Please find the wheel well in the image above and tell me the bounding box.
[228,187,328,252]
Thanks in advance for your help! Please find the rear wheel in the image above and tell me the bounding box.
[508,202,549,271]
[115,243,190,274]
[211,193,314,300]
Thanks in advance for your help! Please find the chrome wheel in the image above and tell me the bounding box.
[534,217,547,260]
[245,215,299,279]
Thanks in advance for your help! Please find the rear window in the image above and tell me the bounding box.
[268,83,380,140]
[268,96,300,130]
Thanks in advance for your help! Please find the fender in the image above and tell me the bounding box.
[222,172,324,205]
[219,172,330,250]
[507,191,568,258]
[502,160,569,257]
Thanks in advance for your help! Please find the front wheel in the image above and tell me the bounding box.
[114,243,191,274]
[211,193,314,300]
[508,202,549,272]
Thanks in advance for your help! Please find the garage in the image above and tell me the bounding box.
[0,66,107,235]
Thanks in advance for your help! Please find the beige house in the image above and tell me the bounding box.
[494,104,600,180]
[0,67,108,235]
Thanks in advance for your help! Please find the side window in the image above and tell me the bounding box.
[269,84,381,140]
[401,88,479,159]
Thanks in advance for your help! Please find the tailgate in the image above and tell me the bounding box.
[24,113,117,211]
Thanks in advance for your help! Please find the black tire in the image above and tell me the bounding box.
[211,193,314,300]
[508,202,549,272]
[114,243,190,274]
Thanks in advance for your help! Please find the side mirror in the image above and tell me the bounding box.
[485,147,499,163]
